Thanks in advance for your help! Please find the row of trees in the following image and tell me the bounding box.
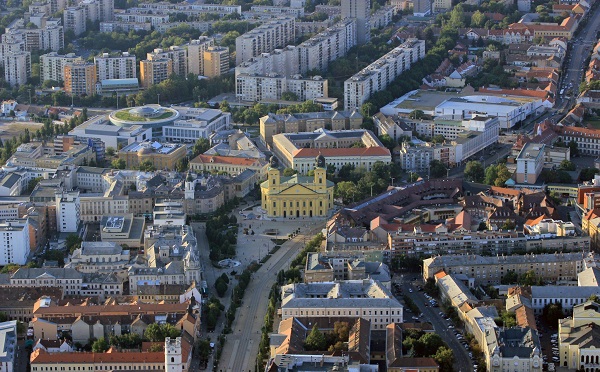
[334,162,401,204]
[91,323,181,352]
[205,212,238,261]
[500,269,544,286]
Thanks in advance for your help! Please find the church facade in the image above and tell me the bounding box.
[261,155,334,218]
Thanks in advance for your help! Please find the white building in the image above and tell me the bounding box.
[341,0,370,44]
[1,25,64,52]
[516,143,545,184]
[344,39,425,110]
[56,191,80,233]
[64,6,87,36]
[235,17,295,65]
[162,108,231,142]
[280,279,403,330]
[235,74,328,102]
[70,116,152,149]
[94,52,136,80]
[0,219,30,265]
[0,321,17,372]
[152,201,186,226]
[3,51,31,87]
[40,52,82,82]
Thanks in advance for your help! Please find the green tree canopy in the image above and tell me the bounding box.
[464,161,484,183]
[304,325,327,351]
[429,160,447,178]
[92,337,109,352]
[144,323,181,342]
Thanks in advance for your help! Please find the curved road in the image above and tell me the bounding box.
[219,223,324,372]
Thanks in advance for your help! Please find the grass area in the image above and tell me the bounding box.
[0,121,43,140]
[586,119,600,129]
[114,110,174,122]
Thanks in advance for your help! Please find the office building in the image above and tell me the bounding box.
[55,191,80,233]
[139,58,172,88]
[516,143,545,184]
[162,107,231,142]
[235,17,295,65]
[187,36,214,76]
[64,61,96,96]
[203,46,229,78]
[344,39,425,110]
[341,0,370,44]
[260,155,334,218]
[280,279,403,330]
[118,141,187,170]
[0,219,30,265]
[3,51,31,87]
[272,129,391,174]
[70,115,151,148]
[64,6,87,36]
[0,321,16,372]
[40,52,82,82]
[94,52,136,80]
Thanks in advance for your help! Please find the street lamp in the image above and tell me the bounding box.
[157,93,160,105]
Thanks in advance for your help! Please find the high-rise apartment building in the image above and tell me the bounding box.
[64,61,97,96]
[40,52,82,82]
[146,47,187,77]
[235,17,295,65]
[344,39,425,110]
[187,36,214,76]
[140,58,172,88]
[2,26,64,52]
[236,74,328,102]
[203,46,229,78]
[94,51,136,80]
[3,51,31,87]
[0,219,30,265]
[341,0,370,44]
[0,41,25,66]
[64,6,87,36]
[56,191,80,233]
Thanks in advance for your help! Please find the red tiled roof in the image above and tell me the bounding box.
[479,87,550,99]
[293,147,390,158]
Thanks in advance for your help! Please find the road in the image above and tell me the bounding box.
[400,276,473,372]
[219,222,324,372]
[556,2,600,110]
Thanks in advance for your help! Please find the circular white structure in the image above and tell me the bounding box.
[108,104,180,131]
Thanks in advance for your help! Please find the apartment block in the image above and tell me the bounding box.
[235,17,295,65]
[187,36,214,76]
[64,61,97,96]
[113,12,169,25]
[3,51,31,87]
[345,39,425,110]
[136,2,241,17]
[64,6,87,36]
[40,52,82,82]
[235,74,328,102]
[94,51,136,80]
[55,191,80,233]
[341,0,370,44]
[147,46,187,77]
[1,26,64,52]
[515,142,545,184]
[0,219,30,265]
[203,46,229,78]
[0,41,25,66]
[139,58,172,88]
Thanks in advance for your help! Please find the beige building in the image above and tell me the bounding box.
[190,154,268,179]
[187,36,214,76]
[64,6,87,36]
[203,46,229,78]
[516,143,545,184]
[118,141,187,170]
[235,73,328,102]
[94,51,136,80]
[40,52,81,82]
[559,301,600,370]
[64,61,96,95]
[3,51,31,87]
[147,46,187,76]
[304,252,390,286]
[67,241,130,273]
[235,17,295,65]
[140,58,172,88]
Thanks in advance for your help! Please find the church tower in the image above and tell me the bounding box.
[164,337,182,372]
[267,156,281,191]
[184,172,195,200]
[314,153,326,191]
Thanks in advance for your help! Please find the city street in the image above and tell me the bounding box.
[400,276,473,372]
[218,222,325,372]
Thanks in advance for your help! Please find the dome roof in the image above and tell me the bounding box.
[130,106,159,117]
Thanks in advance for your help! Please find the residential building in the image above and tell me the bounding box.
[94,52,136,80]
[559,301,600,370]
[271,129,391,174]
[373,113,413,142]
[152,201,186,226]
[413,0,432,16]
[304,252,391,286]
[280,279,403,330]
[423,252,589,285]
[516,143,545,184]
[260,155,334,218]
[341,0,370,44]
[182,173,226,215]
[0,219,30,265]
[489,328,543,372]
[187,37,215,76]
[1,25,64,52]
[64,61,97,96]
[64,6,87,36]
[9,268,83,296]
[190,154,268,179]
[433,0,451,11]
[139,58,172,88]
[235,74,328,102]
[55,191,80,233]
[398,141,456,172]
[3,51,31,87]
[118,141,187,170]
[344,39,426,110]
[162,108,231,142]
[146,46,187,77]
[40,52,82,83]
[203,46,229,78]
[259,110,363,146]
[0,287,62,322]
[235,17,295,65]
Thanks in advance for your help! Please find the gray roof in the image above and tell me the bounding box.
[531,286,600,299]
[0,173,20,189]
[578,267,600,286]
[0,321,16,363]
[498,327,540,358]
[425,251,588,269]
[81,241,123,255]
[11,268,83,280]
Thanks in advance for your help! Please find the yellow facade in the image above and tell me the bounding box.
[261,161,334,218]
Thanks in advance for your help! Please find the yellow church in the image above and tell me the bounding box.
[261,154,334,218]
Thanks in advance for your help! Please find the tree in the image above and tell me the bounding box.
[501,219,516,230]
[106,147,115,157]
[215,276,228,297]
[471,10,486,27]
[559,160,576,171]
[464,161,484,183]
[378,134,396,150]
[449,4,466,28]
[501,270,519,284]
[192,138,211,157]
[434,346,454,372]
[283,168,297,177]
[432,134,445,144]
[569,140,579,156]
[138,160,156,172]
[543,302,563,326]
[484,164,498,185]
[280,91,299,101]
[0,264,20,274]
[144,323,180,342]
[494,163,512,187]
[304,325,327,351]
[519,269,541,286]
[409,110,425,119]
[580,168,600,182]
[335,181,359,204]
[429,160,447,178]
[66,233,83,254]
[111,158,126,169]
[195,339,211,362]
[92,337,109,352]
